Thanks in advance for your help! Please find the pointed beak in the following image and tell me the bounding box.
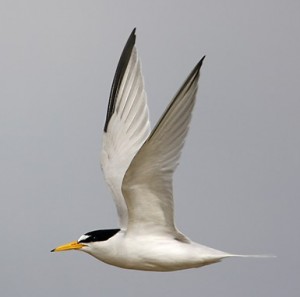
[51,241,84,252]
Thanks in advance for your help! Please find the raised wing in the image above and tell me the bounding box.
[122,56,205,238]
[101,29,150,229]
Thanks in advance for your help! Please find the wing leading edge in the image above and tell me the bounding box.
[122,56,205,237]
[101,29,150,229]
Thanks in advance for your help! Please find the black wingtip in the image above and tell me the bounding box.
[196,55,206,72]
[182,55,206,85]
[186,55,205,80]
[104,29,137,132]
[50,249,55,252]
[199,55,206,65]
[128,28,136,42]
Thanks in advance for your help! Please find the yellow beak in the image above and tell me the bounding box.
[51,241,84,252]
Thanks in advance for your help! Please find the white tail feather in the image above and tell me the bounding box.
[229,254,276,258]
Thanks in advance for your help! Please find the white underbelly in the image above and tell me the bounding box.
[85,235,228,271]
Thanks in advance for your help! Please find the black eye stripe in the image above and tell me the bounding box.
[79,229,120,243]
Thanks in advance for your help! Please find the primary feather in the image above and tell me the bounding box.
[101,29,150,229]
[122,57,205,238]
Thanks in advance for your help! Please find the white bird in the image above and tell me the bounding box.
[52,29,270,271]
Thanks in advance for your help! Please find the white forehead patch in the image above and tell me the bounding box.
[78,234,90,242]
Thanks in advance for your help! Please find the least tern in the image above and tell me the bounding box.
[52,29,268,271]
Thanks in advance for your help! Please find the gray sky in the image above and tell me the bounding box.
[1,0,299,296]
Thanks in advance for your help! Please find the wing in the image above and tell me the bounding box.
[101,29,150,229]
[122,56,205,238]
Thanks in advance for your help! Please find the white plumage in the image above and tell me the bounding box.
[52,29,272,271]
[101,45,150,229]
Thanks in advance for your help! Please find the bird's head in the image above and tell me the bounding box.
[51,229,120,253]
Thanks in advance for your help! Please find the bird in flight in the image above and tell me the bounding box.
[52,29,268,271]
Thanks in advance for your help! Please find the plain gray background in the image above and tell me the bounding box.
[1,0,299,296]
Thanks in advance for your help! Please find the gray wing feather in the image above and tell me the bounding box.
[101,30,150,229]
[122,57,205,236]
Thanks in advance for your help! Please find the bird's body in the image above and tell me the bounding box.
[85,230,230,271]
[52,29,270,271]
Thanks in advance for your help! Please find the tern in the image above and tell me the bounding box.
[52,29,269,271]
